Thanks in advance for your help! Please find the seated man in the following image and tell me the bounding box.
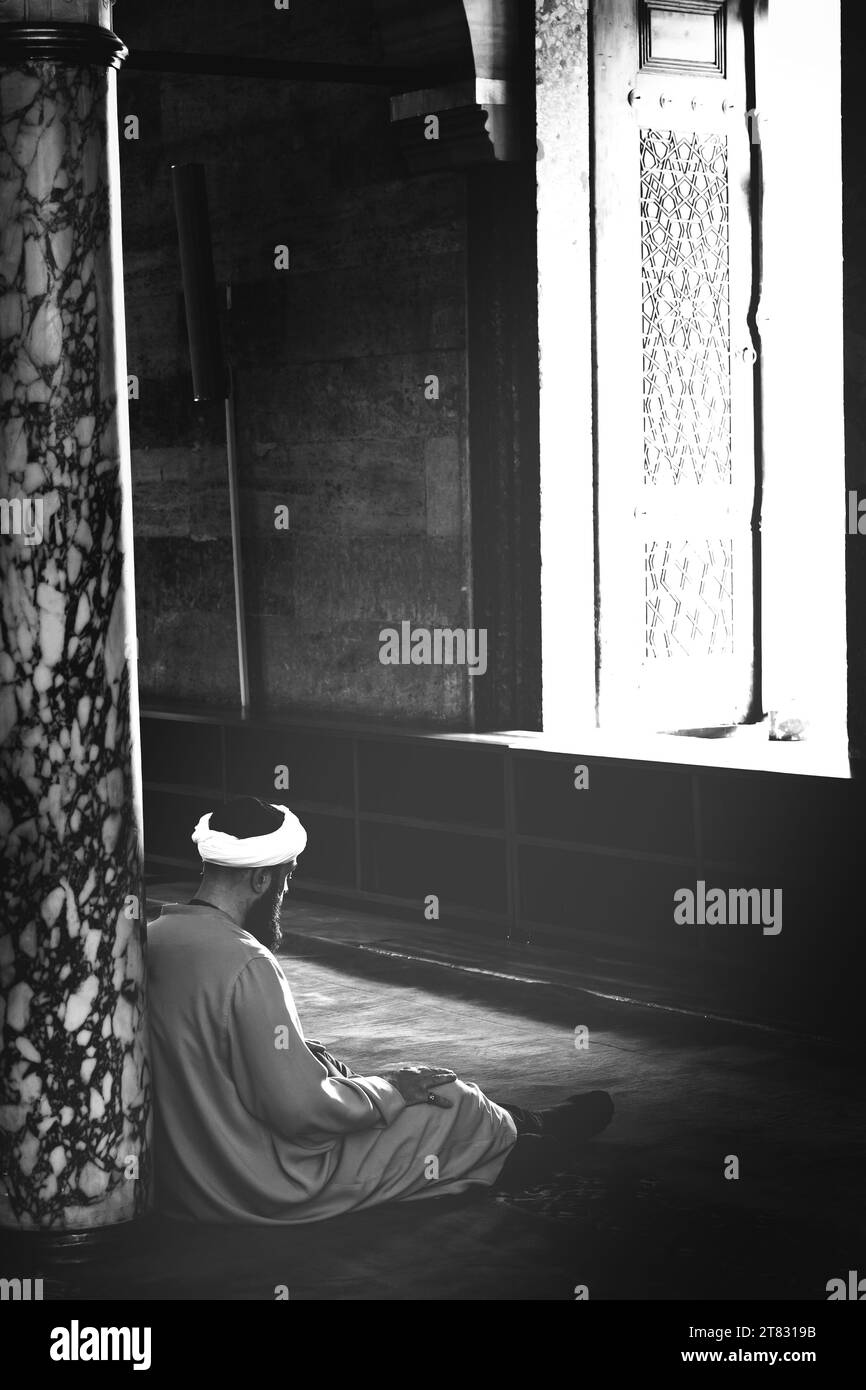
[146,797,613,1225]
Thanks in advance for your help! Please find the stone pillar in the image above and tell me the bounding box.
[0,0,150,1230]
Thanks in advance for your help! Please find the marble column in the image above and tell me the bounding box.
[0,1,150,1229]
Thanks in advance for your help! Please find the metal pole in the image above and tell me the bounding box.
[224,362,251,715]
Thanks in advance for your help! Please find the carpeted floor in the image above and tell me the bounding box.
[32,924,866,1301]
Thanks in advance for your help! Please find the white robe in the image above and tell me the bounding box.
[146,904,517,1224]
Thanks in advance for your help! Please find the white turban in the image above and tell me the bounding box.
[191,805,307,869]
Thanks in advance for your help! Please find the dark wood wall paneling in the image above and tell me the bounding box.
[141,707,866,1038]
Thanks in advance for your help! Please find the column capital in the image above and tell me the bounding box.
[0,0,114,26]
[0,0,125,65]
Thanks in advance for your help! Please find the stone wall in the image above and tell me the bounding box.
[117,1,474,723]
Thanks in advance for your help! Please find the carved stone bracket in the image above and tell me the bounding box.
[373,0,521,167]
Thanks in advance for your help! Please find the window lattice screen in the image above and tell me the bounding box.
[645,537,734,658]
[640,128,732,488]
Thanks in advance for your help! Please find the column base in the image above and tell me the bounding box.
[1,1213,165,1299]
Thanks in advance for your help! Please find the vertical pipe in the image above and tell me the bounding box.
[743,0,766,724]
[224,366,250,715]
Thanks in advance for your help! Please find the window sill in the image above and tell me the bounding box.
[489,726,852,780]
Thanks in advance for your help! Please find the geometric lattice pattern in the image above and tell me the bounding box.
[645,538,734,657]
[641,129,732,487]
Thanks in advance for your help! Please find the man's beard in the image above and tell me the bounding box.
[244,878,285,951]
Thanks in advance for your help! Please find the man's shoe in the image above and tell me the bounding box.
[564,1090,615,1141]
[498,1091,614,1143]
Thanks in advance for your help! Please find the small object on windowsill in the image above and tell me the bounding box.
[668,721,772,741]
[668,725,739,740]
[769,709,808,743]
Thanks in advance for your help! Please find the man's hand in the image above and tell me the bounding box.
[378,1065,457,1108]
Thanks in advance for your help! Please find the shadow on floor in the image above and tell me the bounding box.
[11,917,864,1301]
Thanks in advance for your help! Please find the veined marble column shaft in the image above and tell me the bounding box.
[0,1,150,1228]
